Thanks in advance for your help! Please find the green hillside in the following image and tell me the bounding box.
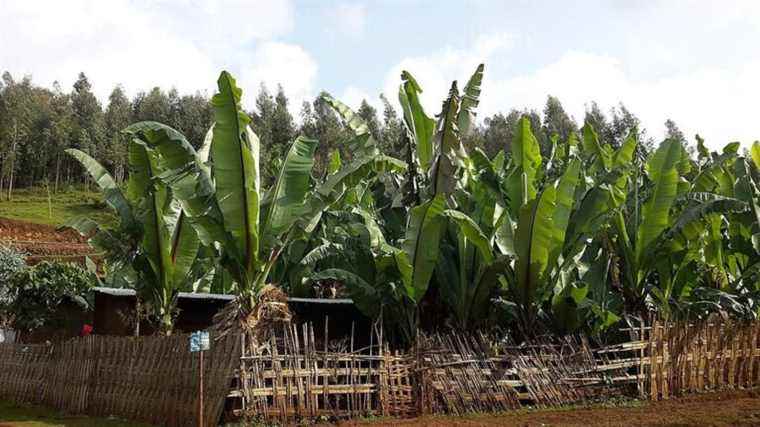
[0,186,115,227]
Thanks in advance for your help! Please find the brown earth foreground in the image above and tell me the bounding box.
[343,389,760,426]
[0,217,95,264]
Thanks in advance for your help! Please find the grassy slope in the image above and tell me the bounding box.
[0,400,151,427]
[0,186,115,227]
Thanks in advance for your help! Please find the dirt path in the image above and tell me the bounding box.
[347,389,760,426]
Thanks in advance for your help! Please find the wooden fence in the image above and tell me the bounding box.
[230,322,416,423]
[3,318,760,425]
[230,318,760,422]
[0,333,241,426]
[230,325,634,422]
[638,319,760,399]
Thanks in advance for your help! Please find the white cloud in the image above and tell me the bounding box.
[337,86,377,111]
[381,32,515,117]
[0,0,312,111]
[238,42,318,112]
[325,3,367,39]
[380,33,760,149]
[486,52,760,149]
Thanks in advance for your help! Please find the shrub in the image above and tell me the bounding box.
[0,245,25,283]
[6,261,96,332]
[0,246,26,327]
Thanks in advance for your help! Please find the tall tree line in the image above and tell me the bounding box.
[0,72,215,198]
[0,70,678,198]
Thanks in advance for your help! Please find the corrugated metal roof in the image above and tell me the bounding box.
[288,297,354,304]
[92,287,354,304]
[92,287,136,296]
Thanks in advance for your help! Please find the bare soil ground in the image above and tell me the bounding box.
[0,217,94,262]
[347,389,760,426]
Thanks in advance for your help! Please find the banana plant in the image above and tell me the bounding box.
[270,92,406,295]
[492,119,643,335]
[300,68,485,339]
[127,71,400,314]
[607,137,759,319]
[65,141,201,334]
[124,72,314,313]
[606,136,725,314]
[661,141,760,314]
[300,195,447,343]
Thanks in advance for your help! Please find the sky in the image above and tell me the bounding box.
[2,0,760,149]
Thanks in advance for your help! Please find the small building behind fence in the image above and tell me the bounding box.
[92,287,371,340]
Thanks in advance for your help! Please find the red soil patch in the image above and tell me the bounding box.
[348,389,760,426]
[0,217,94,260]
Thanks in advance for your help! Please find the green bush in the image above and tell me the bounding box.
[0,246,26,327]
[6,261,96,332]
[0,245,25,283]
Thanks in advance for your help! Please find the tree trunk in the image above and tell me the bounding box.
[7,122,18,202]
[0,156,5,202]
[55,153,61,193]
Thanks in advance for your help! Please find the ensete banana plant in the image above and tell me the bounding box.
[71,65,760,341]
[65,141,201,334]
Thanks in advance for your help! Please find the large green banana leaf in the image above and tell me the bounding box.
[127,141,171,289]
[128,141,200,290]
[261,135,319,250]
[442,209,494,263]
[752,141,760,170]
[65,149,134,228]
[399,194,446,302]
[399,71,435,172]
[124,122,240,265]
[164,198,201,288]
[636,138,684,266]
[564,134,638,247]
[458,64,484,135]
[581,123,612,172]
[321,93,373,150]
[666,193,748,240]
[430,82,463,197]
[210,71,261,273]
[506,117,542,215]
[549,158,581,266]
[514,186,557,312]
[318,154,405,199]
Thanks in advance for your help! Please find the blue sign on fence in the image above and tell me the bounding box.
[190,331,210,352]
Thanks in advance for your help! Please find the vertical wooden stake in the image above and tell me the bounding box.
[199,350,204,427]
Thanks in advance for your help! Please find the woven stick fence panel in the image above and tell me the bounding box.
[234,323,415,423]
[0,342,51,404]
[233,325,638,421]
[642,319,760,400]
[416,333,521,415]
[0,333,240,426]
